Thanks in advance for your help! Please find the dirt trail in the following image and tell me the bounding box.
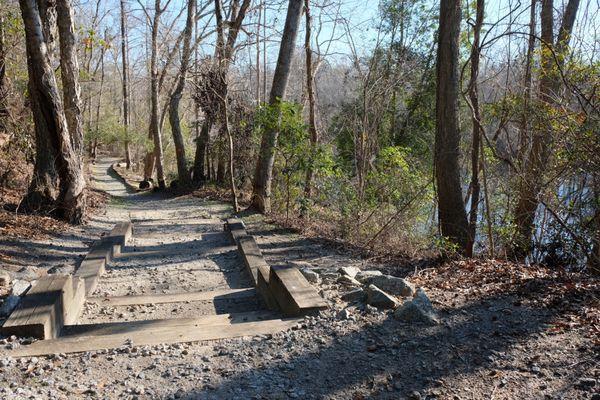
[82,158,258,323]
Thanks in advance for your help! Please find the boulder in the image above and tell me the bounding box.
[337,266,361,278]
[336,275,361,287]
[341,288,366,302]
[363,274,415,297]
[366,284,400,309]
[299,268,320,284]
[394,289,439,325]
[355,270,383,283]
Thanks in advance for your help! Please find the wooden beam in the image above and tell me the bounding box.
[1,275,73,340]
[1,313,301,357]
[269,265,327,316]
[86,288,257,307]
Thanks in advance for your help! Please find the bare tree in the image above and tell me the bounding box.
[302,0,318,203]
[20,0,86,222]
[465,0,484,257]
[0,12,7,131]
[252,0,304,213]
[120,0,132,168]
[168,0,196,185]
[56,0,83,156]
[434,0,469,252]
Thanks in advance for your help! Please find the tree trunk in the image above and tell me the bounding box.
[94,40,106,159]
[192,118,211,183]
[120,0,132,169]
[252,0,303,213]
[20,0,85,223]
[0,13,7,130]
[466,0,484,257]
[168,0,195,186]
[149,0,166,190]
[512,0,580,257]
[434,0,469,252]
[56,0,83,156]
[302,0,318,204]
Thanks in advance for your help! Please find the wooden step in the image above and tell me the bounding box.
[269,265,328,316]
[74,221,133,295]
[237,235,269,285]
[1,275,80,340]
[225,218,247,244]
[1,312,300,357]
[87,288,257,306]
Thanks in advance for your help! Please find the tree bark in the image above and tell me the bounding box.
[512,0,580,257]
[56,0,83,155]
[466,0,484,257]
[149,0,166,189]
[20,0,85,223]
[252,0,304,213]
[120,0,132,169]
[434,0,469,252]
[0,13,7,131]
[302,0,318,204]
[168,0,196,185]
[192,118,211,183]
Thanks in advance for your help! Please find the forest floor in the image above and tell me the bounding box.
[0,157,598,400]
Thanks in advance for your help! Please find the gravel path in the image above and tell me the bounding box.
[0,158,597,400]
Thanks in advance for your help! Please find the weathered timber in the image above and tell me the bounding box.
[1,313,301,357]
[1,275,74,339]
[74,240,110,295]
[74,221,133,295]
[237,235,269,284]
[105,221,133,257]
[269,265,327,316]
[256,264,278,311]
[225,218,246,244]
[87,288,257,307]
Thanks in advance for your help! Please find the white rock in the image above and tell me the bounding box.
[394,289,439,325]
[337,266,361,278]
[363,274,415,297]
[355,270,383,283]
[366,285,400,309]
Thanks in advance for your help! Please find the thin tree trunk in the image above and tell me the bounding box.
[94,42,106,158]
[255,1,262,104]
[252,0,304,213]
[56,0,83,156]
[149,0,166,190]
[302,0,318,205]
[193,118,211,183]
[466,0,484,257]
[20,0,85,223]
[434,0,469,252]
[168,0,196,185]
[120,0,132,169]
[518,0,536,165]
[0,13,7,130]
